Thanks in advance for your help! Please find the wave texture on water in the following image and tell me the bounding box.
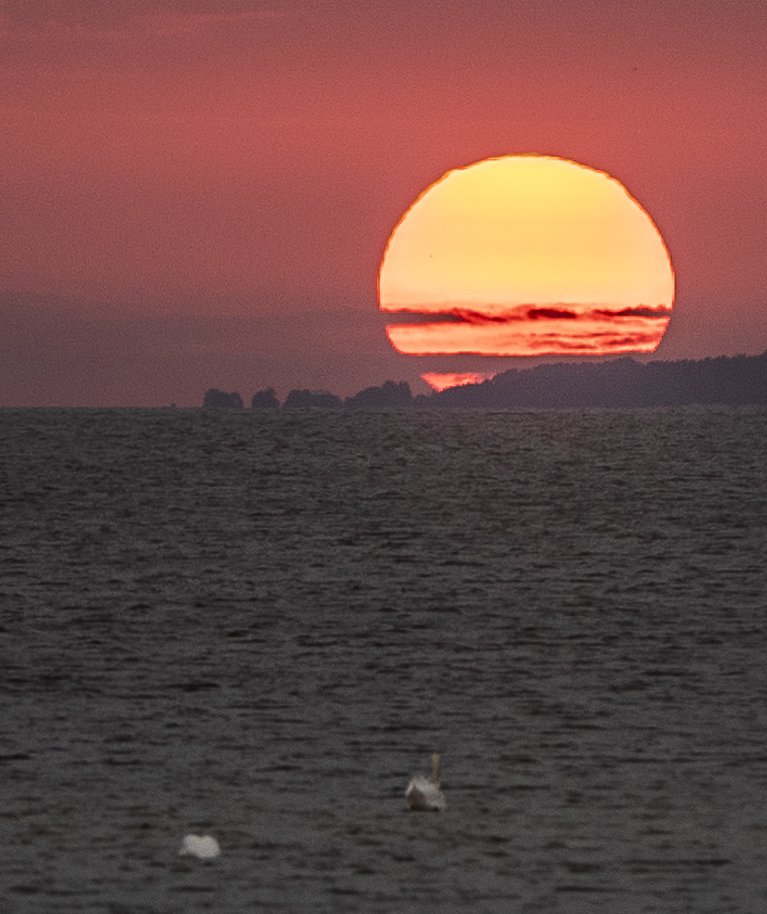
[1,407,766,912]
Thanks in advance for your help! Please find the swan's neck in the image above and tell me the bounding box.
[429,753,441,785]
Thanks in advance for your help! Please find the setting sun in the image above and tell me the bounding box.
[378,155,675,374]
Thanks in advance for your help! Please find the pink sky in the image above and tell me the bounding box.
[1,0,766,405]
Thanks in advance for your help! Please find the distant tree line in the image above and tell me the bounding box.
[202,389,245,409]
[203,380,418,410]
[203,351,767,410]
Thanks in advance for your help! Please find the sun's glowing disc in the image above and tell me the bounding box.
[378,155,675,360]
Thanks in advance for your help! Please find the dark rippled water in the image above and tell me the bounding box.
[1,407,766,912]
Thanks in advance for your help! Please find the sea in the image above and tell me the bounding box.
[1,406,766,913]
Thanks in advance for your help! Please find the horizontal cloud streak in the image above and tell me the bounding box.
[384,299,671,356]
[386,307,671,357]
[592,305,674,319]
[526,307,579,320]
[382,302,672,325]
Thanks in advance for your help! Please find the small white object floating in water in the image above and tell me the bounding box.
[179,834,221,859]
[405,752,446,811]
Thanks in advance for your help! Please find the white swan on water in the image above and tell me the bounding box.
[179,834,221,859]
[405,752,446,811]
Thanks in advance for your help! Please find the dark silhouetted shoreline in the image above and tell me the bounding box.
[203,351,767,410]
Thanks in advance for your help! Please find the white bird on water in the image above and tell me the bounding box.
[405,752,446,811]
[179,834,221,859]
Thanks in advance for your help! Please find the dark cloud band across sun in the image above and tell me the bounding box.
[383,303,673,324]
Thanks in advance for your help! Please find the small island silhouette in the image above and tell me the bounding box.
[203,351,767,410]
